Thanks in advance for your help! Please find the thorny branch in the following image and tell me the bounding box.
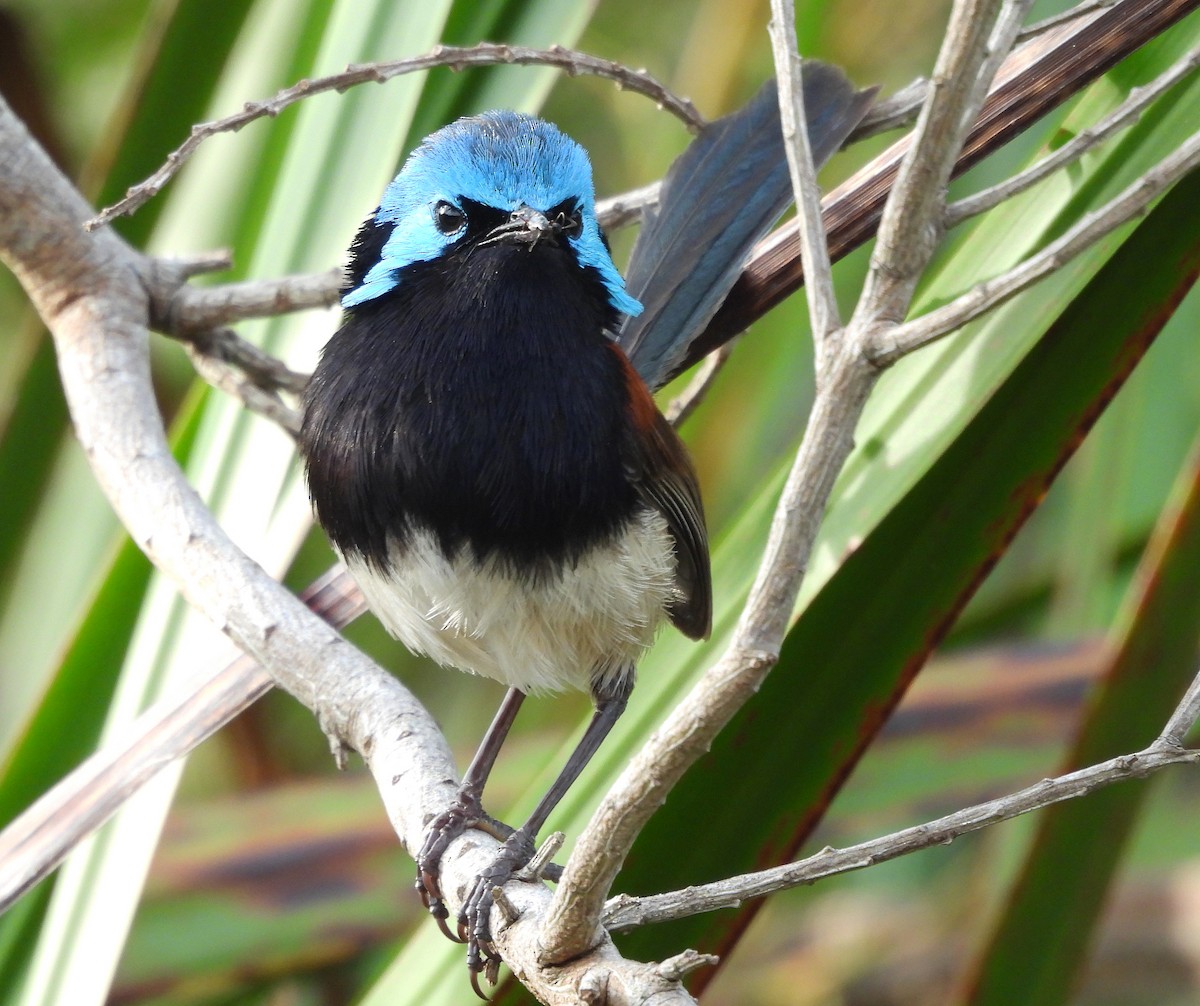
[155,1,1193,423]
[88,43,706,229]
[122,3,1195,427]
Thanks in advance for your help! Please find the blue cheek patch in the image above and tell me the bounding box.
[343,200,457,308]
[342,271,396,308]
[570,221,642,318]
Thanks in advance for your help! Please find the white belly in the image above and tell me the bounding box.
[344,509,679,695]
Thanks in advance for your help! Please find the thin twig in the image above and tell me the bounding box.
[183,343,302,437]
[769,9,842,354]
[846,78,928,140]
[161,267,342,334]
[664,341,737,427]
[946,45,1200,227]
[1019,0,1117,39]
[606,572,1200,933]
[88,43,703,229]
[852,0,1031,333]
[868,127,1200,364]
[596,180,661,231]
[1160,673,1200,746]
[603,737,1199,932]
[183,326,310,395]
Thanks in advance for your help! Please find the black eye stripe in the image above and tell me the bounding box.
[444,196,585,244]
[548,198,583,234]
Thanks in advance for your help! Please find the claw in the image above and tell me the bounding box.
[453,828,537,991]
[436,912,464,944]
[415,804,540,992]
[415,874,430,908]
[415,795,492,933]
[419,865,444,903]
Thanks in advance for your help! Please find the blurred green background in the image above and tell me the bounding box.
[1,1,1199,1004]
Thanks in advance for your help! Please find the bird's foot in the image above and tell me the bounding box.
[460,829,537,998]
[415,795,514,944]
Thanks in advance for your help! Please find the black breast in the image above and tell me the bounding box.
[300,226,640,575]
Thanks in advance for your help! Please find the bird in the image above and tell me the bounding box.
[299,66,870,989]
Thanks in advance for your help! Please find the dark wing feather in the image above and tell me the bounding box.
[611,345,711,639]
[618,65,874,391]
[631,411,711,640]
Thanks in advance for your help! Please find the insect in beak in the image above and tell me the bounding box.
[478,204,558,250]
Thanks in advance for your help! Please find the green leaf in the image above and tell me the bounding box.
[963,425,1200,1002]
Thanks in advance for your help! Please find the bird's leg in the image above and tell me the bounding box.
[417,687,526,935]
[461,672,633,985]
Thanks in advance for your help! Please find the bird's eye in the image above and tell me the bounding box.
[555,207,584,236]
[434,201,466,235]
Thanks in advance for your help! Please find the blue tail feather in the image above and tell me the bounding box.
[618,64,874,390]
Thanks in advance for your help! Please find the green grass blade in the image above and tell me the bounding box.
[962,443,1200,1003]
[0,0,256,755]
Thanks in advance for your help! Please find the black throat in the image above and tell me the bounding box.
[300,222,639,574]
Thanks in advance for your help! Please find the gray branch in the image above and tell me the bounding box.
[769,5,841,346]
[160,265,342,335]
[604,736,1199,932]
[868,126,1200,364]
[604,661,1200,930]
